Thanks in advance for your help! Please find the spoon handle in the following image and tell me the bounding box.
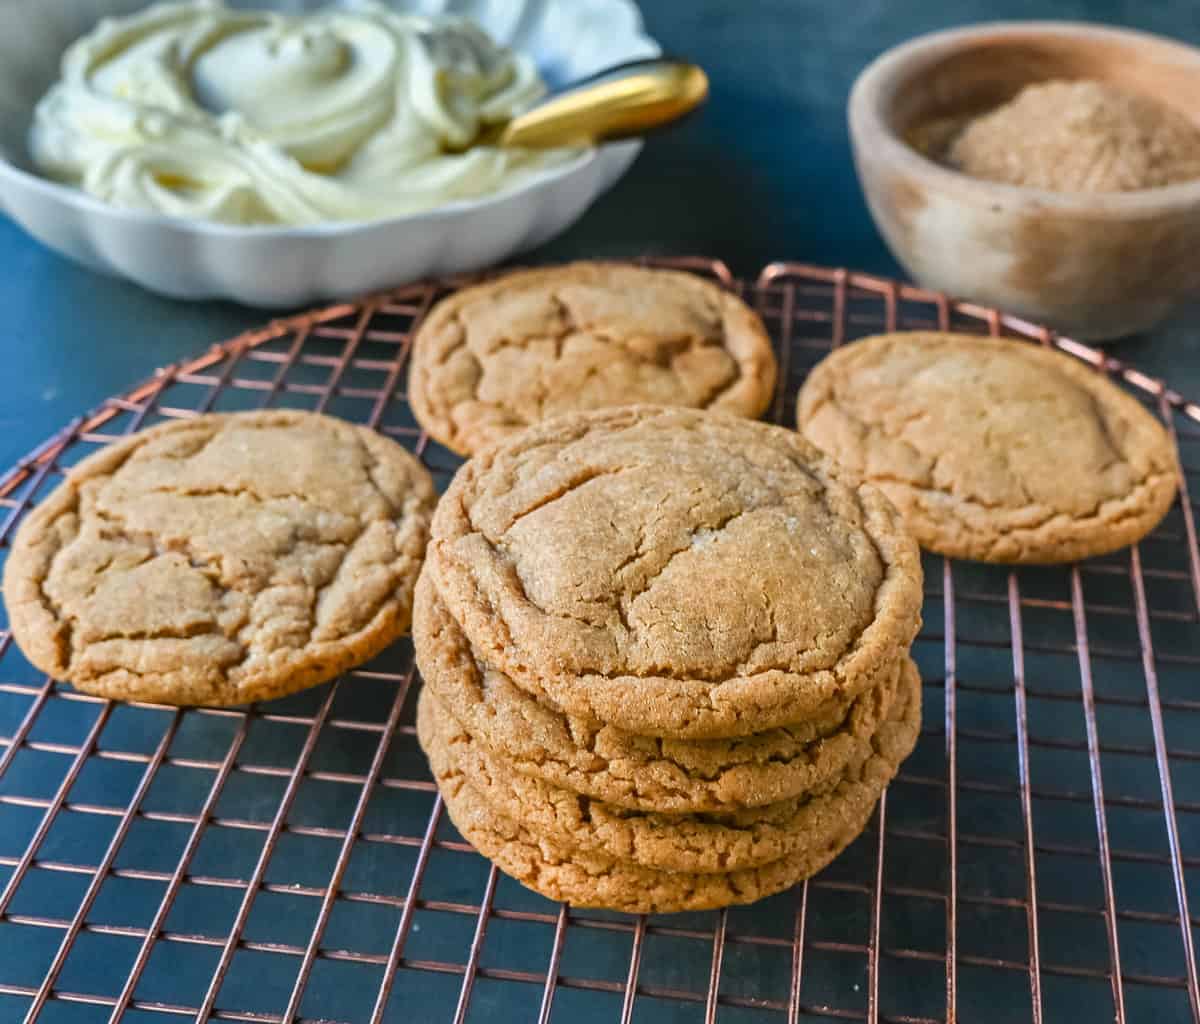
[497,58,709,148]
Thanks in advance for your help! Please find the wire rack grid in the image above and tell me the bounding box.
[1,257,1199,1024]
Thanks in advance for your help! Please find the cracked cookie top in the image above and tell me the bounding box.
[797,332,1179,564]
[408,263,777,456]
[2,411,436,706]
[428,405,922,739]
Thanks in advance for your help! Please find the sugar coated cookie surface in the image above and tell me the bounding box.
[428,660,918,913]
[414,571,904,813]
[418,657,920,875]
[409,263,777,455]
[798,331,1178,563]
[2,411,436,706]
[428,405,923,738]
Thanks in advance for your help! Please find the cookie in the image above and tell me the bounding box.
[408,263,777,455]
[797,332,1178,563]
[414,570,903,813]
[2,411,436,706]
[418,656,920,874]
[427,405,923,739]
[431,662,919,913]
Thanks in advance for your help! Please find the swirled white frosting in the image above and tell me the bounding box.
[30,0,578,225]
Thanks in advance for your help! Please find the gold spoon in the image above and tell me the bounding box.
[451,58,709,151]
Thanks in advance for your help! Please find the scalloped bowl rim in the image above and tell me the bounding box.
[0,0,659,237]
[0,142,605,237]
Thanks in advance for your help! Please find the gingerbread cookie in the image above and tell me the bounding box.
[418,656,919,874]
[431,663,918,914]
[427,405,923,738]
[3,411,436,706]
[414,571,904,813]
[798,332,1178,563]
[408,263,777,455]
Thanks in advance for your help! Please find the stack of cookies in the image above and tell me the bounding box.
[415,405,924,913]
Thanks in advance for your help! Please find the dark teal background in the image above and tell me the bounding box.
[4,0,1200,469]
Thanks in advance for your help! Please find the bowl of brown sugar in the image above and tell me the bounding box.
[849,22,1200,339]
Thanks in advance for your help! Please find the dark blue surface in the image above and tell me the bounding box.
[4,0,1200,470]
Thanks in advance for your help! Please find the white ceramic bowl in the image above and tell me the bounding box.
[0,0,658,306]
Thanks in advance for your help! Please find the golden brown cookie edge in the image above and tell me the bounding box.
[1,410,437,707]
[796,331,1179,564]
[407,262,778,456]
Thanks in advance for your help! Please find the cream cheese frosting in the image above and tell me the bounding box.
[29,0,578,225]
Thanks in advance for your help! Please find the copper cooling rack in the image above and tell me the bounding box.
[2,257,1200,1024]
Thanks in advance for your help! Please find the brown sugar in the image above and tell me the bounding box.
[947,79,1200,192]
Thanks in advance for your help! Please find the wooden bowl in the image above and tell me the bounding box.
[848,22,1200,340]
